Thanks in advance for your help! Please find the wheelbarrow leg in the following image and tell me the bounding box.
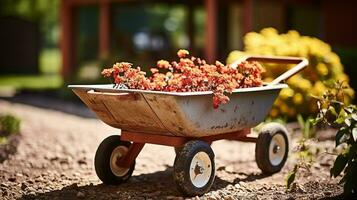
[117,142,145,168]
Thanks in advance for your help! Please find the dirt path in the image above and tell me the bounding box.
[0,99,343,200]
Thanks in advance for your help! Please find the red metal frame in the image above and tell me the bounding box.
[117,129,256,168]
[117,142,145,168]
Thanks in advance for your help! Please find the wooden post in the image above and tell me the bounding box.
[99,1,110,59]
[187,5,195,53]
[60,0,74,79]
[243,0,253,34]
[205,0,216,64]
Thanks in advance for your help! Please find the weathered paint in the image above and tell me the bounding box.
[69,84,287,137]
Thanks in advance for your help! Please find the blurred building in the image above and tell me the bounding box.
[0,16,40,74]
[60,0,357,79]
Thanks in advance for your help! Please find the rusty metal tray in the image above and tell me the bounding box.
[69,55,308,137]
[69,84,287,137]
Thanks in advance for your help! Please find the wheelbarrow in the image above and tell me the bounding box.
[69,55,308,196]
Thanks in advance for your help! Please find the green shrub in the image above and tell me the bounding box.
[287,81,357,195]
[0,114,21,136]
[227,28,354,118]
[313,81,357,194]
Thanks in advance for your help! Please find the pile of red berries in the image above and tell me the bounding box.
[102,49,265,108]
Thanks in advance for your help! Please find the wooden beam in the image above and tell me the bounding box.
[60,0,74,79]
[243,0,253,34]
[205,0,217,64]
[187,5,195,53]
[99,1,110,59]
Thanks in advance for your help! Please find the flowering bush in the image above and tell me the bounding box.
[102,50,265,108]
[227,28,354,118]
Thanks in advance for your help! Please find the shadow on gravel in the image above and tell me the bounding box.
[1,94,96,118]
[18,167,235,200]
[210,171,270,192]
[0,134,21,163]
[234,172,270,183]
[319,194,351,200]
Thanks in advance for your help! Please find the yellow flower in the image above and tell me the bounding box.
[279,103,289,114]
[226,51,246,64]
[293,93,303,105]
[264,77,273,83]
[312,82,326,96]
[280,88,294,99]
[345,88,355,99]
[269,108,279,118]
[227,27,354,118]
[299,79,312,91]
[316,63,329,76]
[260,27,278,37]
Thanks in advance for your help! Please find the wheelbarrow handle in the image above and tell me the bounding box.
[230,55,309,85]
[86,90,139,101]
[87,90,130,96]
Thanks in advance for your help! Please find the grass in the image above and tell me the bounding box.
[0,137,7,145]
[0,74,63,90]
[0,48,63,91]
[39,48,61,74]
[0,114,21,145]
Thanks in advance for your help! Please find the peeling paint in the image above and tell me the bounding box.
[72,85,282,137]
[234,105,238,113]
[210,123,229,130]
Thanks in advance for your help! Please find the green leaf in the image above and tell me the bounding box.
[0,137,8,145]
[352,113,357,121]
[335,109,346,124]
[342,161,357,195]
[352,128,357,142]
[338,174,347,184]
[345,118,352,127]
[304,120,311,139]
[310,94,321,100]
[328,106,338,117]
[312,116,322,125]
[336,128,350,147]
[297,114,304,131]
[308,118,315,125]
[286,172,296,189]
[345,107,354,114]
[343,161,357,194]
[331,154,348,178]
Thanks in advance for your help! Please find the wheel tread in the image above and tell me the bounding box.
[255,123,289,174]
[94,135,135,185]
[173,140,215,196]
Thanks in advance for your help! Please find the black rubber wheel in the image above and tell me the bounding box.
[94,135,135,185]
[255,122,289,174]
[173,140,215,196]
[174,146,183,155]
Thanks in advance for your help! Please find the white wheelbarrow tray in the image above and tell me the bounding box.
[69,56,308,138]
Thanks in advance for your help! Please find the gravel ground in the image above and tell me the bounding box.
[0,98,345,200]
